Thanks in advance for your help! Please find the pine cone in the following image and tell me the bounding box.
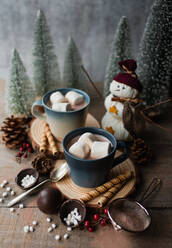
[0,115,28,149]
[130,138,152,166]
[32,154,53,175]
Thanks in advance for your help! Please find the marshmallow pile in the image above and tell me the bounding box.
[69,132,111,159]
[21,175,36,188]
[50,91,84,112]
[64,208,82,226]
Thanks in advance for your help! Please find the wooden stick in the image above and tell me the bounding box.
[97,180,128,207]
[44,123,58,156]
[39,123,48,153]
[80,171,132,203]
[81,65,104,100]
[141,98,172,133]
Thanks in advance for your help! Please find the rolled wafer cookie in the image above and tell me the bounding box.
[80,171,132,203]
[44,123,58,156]
[97,180,128,207]
[40,123,48,153]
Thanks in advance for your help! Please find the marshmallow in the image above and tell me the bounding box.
[65,91,84,105]
[55,234,61,240]
[78,132,95,147]
[46,217,52,223]
[50,91,66,104]
[52,102,71,112]
[90,141,111,159]
[69,142,90,159]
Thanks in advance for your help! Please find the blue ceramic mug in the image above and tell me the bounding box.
[63,127,129,188]
[31,88,90,139]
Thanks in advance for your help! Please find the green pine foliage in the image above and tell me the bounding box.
[104,16,132,97]
[137,0,172,106]
[63,37,88,91]
[6,49,34,117]
[32,9,60,97]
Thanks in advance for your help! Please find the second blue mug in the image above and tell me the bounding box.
[63,127,129,188]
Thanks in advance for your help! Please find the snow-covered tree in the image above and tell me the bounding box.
[137,0,172,106]
[6,49,34,117]
[32,9,60,97]
[63,37,88,91]
[104,16,132,97]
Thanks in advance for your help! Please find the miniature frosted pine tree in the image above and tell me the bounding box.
[137,0,171,106]
[6,49,34,117]
[63,37,88,91]
[32,9,60,97]
[104,16,132,97]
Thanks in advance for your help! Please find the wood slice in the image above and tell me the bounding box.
[53,153,136,208]
[29,113,100,152]
[29,113,136,207]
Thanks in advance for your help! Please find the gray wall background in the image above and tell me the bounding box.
[0,0,154,82]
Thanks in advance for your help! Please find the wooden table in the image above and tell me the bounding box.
[0,80,172,248]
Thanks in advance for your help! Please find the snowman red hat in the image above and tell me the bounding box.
[113,59,142,92]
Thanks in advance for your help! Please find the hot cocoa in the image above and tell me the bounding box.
[67,132,113,160]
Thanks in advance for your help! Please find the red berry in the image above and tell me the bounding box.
[100,219,106,227]
[88,227,93,232]
[22,142,27,147]
[17,152,22,157]
[84,220,90,228]
[23,153,27,158]
[93,214,99,221]
[26,143,30,148]
[19,147,24,152]
[28,148,32,153]
[104,208,108,215]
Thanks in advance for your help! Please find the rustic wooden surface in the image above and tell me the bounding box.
[0,80,172,248]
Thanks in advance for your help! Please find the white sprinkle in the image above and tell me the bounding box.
[3,180,8,185]
[29,226,34,232]
[10,208,15,212]
[64,233,69,239]
[6,187,11,192]
[52,223,57,229]
[19,204,24,209]
[66,220,70,226]
[24,225,29,233]
[73,219,78,226]
[0,183,5,188]
[21,175,36,188]
[48,227,53,232]
[46,217,52,223]
[55,234,61,240]
[32,220,38,226]
[0,198,3,203]
[10,191,15,196]
[67,227,72,231]
[2,192,8,198]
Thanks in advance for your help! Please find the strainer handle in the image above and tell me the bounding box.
[140,178,161,203]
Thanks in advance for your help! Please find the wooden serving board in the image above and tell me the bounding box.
[53,156,136,208]
[29,113,136,207]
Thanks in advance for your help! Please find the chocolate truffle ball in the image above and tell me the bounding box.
[37,187,62,214]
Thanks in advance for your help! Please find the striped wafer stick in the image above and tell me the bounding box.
[97,180,128,207]
[80,171,132,203]
[40,123,48,153]
[44,123,58,156]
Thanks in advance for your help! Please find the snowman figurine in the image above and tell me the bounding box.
[101,60,142,141]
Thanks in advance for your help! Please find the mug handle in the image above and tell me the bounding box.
[31,100,46,120]
[112,141,129,168]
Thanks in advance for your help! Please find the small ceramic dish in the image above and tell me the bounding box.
[15,168,39,190]
[60,199,86,227]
